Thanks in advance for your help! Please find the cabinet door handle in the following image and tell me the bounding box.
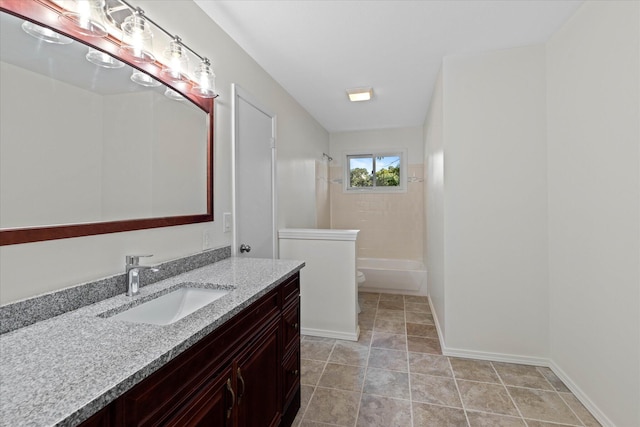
[290,369,299,376]
[292,322,299,330]
[237,367,245,404]
[226,378,235,419]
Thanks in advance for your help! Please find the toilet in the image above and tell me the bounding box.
[357,270,366,313]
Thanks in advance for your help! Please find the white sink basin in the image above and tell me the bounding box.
[111,287,230,325]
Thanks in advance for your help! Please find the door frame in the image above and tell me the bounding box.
[231,84,278,257]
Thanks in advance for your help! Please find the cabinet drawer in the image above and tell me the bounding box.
[281,273,300,307]
[282,301,300,354]
[282,348,300,407]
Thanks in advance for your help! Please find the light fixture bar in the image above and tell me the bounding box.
[118,0,205,62]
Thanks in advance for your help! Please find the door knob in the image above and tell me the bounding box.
[239,244,251,253]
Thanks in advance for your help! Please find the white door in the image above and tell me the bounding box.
[232,85,277,258]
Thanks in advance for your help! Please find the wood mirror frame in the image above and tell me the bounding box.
[0,0,214,246]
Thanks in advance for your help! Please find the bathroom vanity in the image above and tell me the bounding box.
[0,256,303,427]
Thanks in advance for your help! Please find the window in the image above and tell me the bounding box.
[344,150,406,192]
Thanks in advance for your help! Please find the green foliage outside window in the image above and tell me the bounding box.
[375,165,400,186]
[350,167,373,187]
[348,155,401,188]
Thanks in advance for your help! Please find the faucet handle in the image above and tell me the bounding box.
[126,254,153,265]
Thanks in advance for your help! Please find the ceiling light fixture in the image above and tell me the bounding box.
[347,87,373,102]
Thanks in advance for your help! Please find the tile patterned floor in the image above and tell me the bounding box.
[294,292,602,427]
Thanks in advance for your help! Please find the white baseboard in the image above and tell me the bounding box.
[426,294,616,427]
[548,360,615,427]
[359,285,428,297]
[442,347,550,366]
[301,326,359,342]
[427,295,547,365]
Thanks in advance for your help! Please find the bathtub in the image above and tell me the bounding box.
[358,258,427,294]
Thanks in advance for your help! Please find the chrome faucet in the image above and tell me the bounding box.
[125,255,159,296]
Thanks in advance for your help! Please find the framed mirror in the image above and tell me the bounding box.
[0,0,214,245]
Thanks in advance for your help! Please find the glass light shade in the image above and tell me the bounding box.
[21,21,73,45]
[130,69,161,87]
[191,59,217,98]
[59,0,107,38]
[160,37,189,82]
[119,10,154,63]
[86,48,124,68]
[164,87,185,101]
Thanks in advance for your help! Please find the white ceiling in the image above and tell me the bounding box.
[194,0,583,133]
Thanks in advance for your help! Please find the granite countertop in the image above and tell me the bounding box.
[0,257,304,427]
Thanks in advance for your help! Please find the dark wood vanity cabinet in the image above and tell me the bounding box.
[80,273,300,427]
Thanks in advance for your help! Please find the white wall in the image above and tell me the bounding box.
[424,2,639,424]
[442,45,549,359]
[0,0,329,304]
[547,2,640,425]
[329,126,424,166]
[423,71,445,338]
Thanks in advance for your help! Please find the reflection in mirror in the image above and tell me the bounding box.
[0,7,213,244]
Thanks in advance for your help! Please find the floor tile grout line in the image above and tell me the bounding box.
[351,292,378,427]
[490,361,529,425]
[300,339,337,425]
[522,414,584,427]
[492,361,587,427]
[403,298,415,427]
[557,389,590,427]
[447,343,472,426]
[454,377,562,392]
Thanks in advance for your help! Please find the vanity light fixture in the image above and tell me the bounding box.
[347,87,373,102]
[113,0,219,98]
[86,48,124,68]
[191,58,217,98]
[160,36,189,82]
[130,69,161,87]
[59,0,108,38]
[21,21,74,44]
[119,7,155,63]
[164,87,185,101]
[22,0,220,99]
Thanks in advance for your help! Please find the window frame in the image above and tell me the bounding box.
[343,149,407,193]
